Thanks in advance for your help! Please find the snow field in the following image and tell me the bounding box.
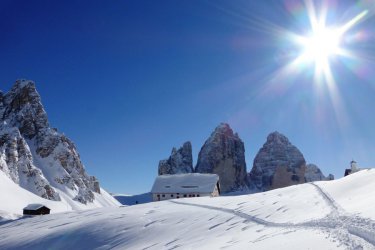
[1,169,375,249]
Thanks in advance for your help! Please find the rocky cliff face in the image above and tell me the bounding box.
[249,132,307,191]
[158,141,193,175]
[304,164,325,182]
[305,164,334,182]
[0,124,60,200]
[195,123,247,193]
[249,132,329,191]
[0,80,108,204]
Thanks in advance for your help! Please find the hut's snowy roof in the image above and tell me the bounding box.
[151,173,219,194]
[23,204,49,210]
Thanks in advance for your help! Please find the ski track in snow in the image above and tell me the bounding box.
[171,183,375,250]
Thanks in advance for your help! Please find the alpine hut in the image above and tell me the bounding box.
[23,204,51,215]
[151,173,220,201]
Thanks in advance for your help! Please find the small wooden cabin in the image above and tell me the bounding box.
[23,204,51,215]
[151,173,220,201]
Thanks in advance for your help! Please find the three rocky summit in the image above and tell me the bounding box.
[0,80,333,207]
[157,122,334,195]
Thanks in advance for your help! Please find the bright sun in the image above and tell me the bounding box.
[290,2,368,84]
[301,26,341,66]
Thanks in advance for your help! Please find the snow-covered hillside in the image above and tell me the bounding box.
[0,80,120,208]
[1,169,374,249]
[0,171,69,221]
[0,169,119,221]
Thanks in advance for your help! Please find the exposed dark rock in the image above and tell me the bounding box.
[305,164,326,182]
[158,141,193,175]
[0,124,60,200]
[249,131,307,191]
[0,80,104,204]
[195,123,247,193]
[3,80,48,139]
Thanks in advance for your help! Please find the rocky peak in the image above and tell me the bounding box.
[195,123,247,193]
[0,122,61,201]
[0,80,107,205]
[249,131,306,191]
[158,141,193,175]
[305,164,334,182]
[304,164,325,182]
[266,131,290,145]
[3,79,49,139]
[211,123,240,140]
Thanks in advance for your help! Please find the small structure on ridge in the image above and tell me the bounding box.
[344,160,371,176]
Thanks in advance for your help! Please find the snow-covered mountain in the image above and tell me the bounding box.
[0,80,119,210]
[1,169,374,249]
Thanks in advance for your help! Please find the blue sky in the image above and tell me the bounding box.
[1,0,375,194]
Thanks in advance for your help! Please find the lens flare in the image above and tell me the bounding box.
[291,2,368,85]
[299,27,341,65]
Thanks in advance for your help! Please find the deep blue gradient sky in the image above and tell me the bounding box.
[1,0,375,194]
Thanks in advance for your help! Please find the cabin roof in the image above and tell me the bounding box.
[23,204,49,210]
[151,173,219,194]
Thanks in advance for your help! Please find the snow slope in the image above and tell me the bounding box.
[113,192,152,206]
[1,170,375,249]
[0,80,121,207]
[0,170,119,220]
[0,171,68,220]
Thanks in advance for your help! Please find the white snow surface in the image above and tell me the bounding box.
[1,169,375,249]
[0,170,119,221]
[0,171,68,220]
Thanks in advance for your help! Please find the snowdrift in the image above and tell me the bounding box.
[0,169,374,249]
[0,171,119,220]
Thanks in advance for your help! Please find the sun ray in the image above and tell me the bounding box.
[338,10,369,35]
[291,3,369,86]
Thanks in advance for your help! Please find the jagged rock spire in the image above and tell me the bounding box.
[158,141,193,175]
[0,80,105,204]
[249,131,307,191]
[195,123,247,193]
[3,79,49,139]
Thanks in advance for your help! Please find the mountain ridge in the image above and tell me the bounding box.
[0,79,119,208]
[157,124,331,193]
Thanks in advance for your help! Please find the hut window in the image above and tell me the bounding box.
[197,194,200,197]
[162,194,165,197]
[171,194,174,197]
[183,194,187,197]
[157,194,160,197]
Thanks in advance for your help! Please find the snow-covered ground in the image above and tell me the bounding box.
[0,170,119,221]
[1,170,375,249]
[0,171,69,220]
[113,192,152,206]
